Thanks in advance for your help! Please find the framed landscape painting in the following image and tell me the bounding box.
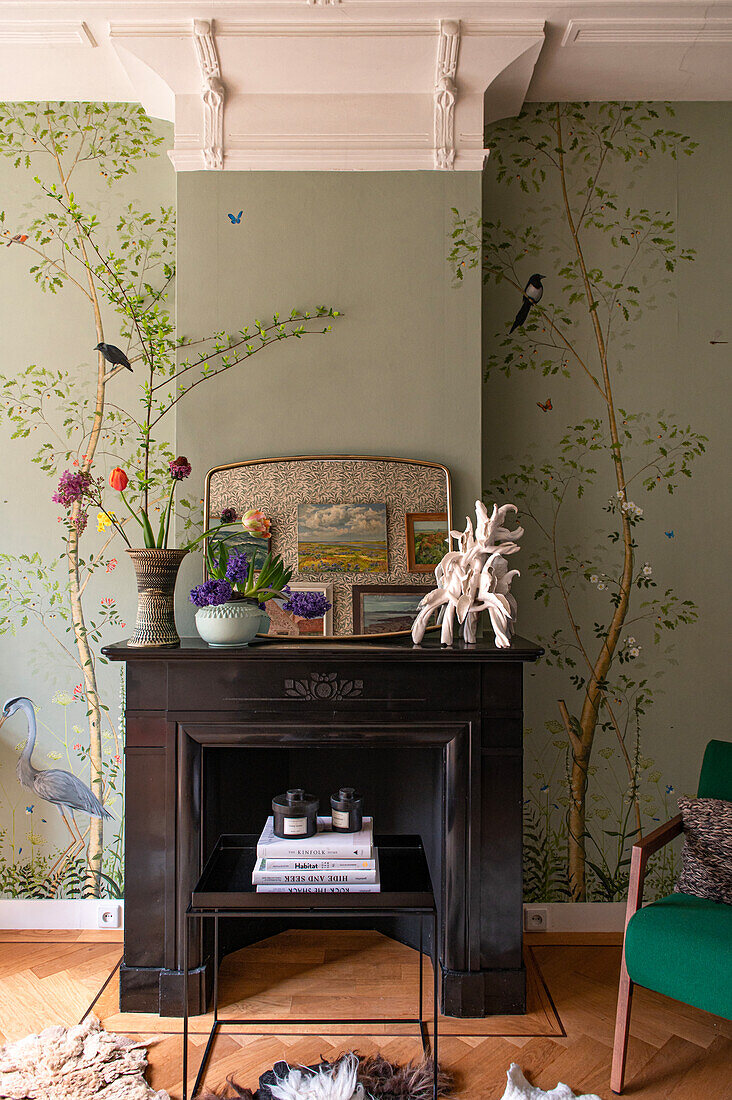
[297,502,388,574]
[352,584,433,636]
[265,582,334,638]
[405,511,449,573]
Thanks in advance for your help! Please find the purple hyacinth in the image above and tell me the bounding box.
[220,507,238,524]
[189,578,233,608]
[52,469,92,508]
[225,550,250,585]
[283,590,331,620]
[169,455,192,481]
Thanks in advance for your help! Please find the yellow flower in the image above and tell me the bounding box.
[97,511,115,533]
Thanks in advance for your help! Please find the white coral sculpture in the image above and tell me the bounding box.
[411,501,522,648]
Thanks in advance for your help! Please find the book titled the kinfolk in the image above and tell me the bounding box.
[256,816,373,859]
[252,852,379,885]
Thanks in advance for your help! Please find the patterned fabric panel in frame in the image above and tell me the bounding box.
[206,456,451,635]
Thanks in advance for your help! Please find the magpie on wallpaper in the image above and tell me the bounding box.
[510,273,545,333]
[94,342,132,371]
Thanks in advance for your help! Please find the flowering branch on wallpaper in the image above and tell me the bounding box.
[450,102,706,902]
[0,102,341,898]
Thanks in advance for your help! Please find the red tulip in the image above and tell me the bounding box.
[109,467,129,492]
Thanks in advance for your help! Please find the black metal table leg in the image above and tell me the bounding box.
[214,915,219,1024]
[432,911,438,1100]
[191,912,221,1099]
[183,911,189,1100]
[418,915,428,1053]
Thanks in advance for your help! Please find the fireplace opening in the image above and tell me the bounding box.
[200,742,444,970]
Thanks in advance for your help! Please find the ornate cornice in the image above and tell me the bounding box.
[0,20,95,46]
[192,19,224,171]
[61,11,546,170]
[434,19,460,170]
[562,18,732,45]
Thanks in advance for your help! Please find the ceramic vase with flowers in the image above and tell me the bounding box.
[191,525,292,647]
[99,457,227,647]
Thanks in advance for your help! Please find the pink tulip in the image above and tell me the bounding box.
[242,508,271,538]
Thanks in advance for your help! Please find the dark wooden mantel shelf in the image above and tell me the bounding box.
[105,633,542,1019]
[103,634,543,661]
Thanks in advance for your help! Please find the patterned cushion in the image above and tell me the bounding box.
[675,796,732,904]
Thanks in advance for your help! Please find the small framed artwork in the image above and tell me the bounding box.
[405,512,449,573]
[352,584,434,636]
[265,582,334,638]
[297,502,388,574]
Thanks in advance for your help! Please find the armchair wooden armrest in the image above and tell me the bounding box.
[626,813,682,924]
[632,813,683,857]
[611,813,684,1093]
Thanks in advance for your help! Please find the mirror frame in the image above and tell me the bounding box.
[202,454,453,640]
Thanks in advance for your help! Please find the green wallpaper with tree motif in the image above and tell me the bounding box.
[452,102,730,901]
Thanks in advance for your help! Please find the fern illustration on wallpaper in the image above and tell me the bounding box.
[451,103,706,902]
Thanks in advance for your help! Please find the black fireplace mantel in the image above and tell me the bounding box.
[104,633,542,1018]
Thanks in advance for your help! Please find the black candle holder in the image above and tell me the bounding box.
[272,788,319,838]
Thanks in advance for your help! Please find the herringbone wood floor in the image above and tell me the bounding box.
[0,930,730,1099]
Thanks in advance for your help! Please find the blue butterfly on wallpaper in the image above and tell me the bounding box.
[665,531,675,539]
[228,211,243,224]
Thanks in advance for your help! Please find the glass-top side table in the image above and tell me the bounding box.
[182,833,439,1100]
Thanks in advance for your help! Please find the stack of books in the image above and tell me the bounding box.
[253,816,380,893]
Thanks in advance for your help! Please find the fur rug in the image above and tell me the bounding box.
[0,1014,169,1100]
[198,1052,454,1100]
[498,1064,602,1100]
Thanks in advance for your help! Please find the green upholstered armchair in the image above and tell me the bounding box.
[611,738,732,1093]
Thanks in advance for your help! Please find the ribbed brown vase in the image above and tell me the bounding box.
[126,548,188,648]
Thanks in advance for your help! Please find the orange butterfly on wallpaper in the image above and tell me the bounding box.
[537,398,553,412]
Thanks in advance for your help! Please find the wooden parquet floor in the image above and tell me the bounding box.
[0,930,730,1099]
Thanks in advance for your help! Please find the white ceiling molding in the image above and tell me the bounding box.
[0,21,96,46]
[192,20,225,170]
[562,18,732,46]
[108,22,192,39]
[105,15,545,171]
[434,19,460,169]
[2,2,729,167]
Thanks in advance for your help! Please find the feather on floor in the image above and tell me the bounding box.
[197,1051,453,1100]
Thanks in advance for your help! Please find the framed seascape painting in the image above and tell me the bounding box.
[265,582,334,638]
[352,584,434,636]
[297,502,388,574]
[405,511,449,573]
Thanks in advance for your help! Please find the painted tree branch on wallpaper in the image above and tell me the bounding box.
[0,102,340,898]
[451,102,706,901]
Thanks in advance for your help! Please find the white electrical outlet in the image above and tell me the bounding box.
[524,906,548,932]
[97,903,121,929]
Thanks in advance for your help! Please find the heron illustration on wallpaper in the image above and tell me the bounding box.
[0,697,110,877]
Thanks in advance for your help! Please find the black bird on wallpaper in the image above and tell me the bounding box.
[510,274,545,333]
[94,342,132,371]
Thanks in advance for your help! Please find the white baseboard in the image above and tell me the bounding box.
[524,902,626,932]
[0,900,124,930]
[0,899,620,933]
